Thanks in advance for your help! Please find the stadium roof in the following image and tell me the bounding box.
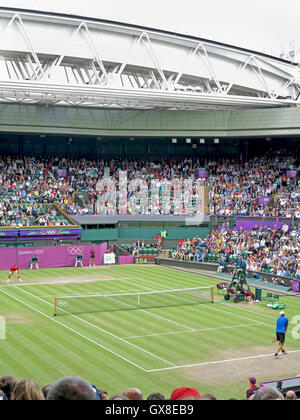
[0,6,296,66]
[0,6,299,110]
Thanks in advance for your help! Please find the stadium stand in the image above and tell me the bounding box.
[170,225,300,282]
[0,148,299,218]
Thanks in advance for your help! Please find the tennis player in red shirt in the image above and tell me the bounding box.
[7,265,23,284]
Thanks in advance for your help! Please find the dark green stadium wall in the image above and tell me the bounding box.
[1,104,300,161]
[1,132,299,161]
[80,227,210,242]
[80,229,119,242]
[0,104,300,138]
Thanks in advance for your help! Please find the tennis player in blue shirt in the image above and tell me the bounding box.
[274,311,289,359]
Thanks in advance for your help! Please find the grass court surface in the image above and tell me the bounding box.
[0,264,299,399]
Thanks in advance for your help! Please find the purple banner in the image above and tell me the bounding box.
[236,220,289,231]
[56,169,67,178]
[0,230,18,238]
[0,229,81,241]
[0,243,107,270]
[118,256,134,265]
[287,170,298,178]
[292,280,300,292]
[258,197,272,206]
[20,229,82,238]
[196,169,208,179]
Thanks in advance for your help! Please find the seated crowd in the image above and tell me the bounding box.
[208,153,300,218]
[0,149,299,218]
[0,202,71,227]
[172,224,300,279]
[0,375,296,400]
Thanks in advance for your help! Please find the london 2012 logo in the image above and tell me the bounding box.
[67,246,84,256]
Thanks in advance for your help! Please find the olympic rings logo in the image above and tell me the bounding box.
[57,300,70,308]
[67,246,84,256]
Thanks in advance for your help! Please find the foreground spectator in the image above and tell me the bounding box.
[98,389,108,400]
[11,379,45,401]
[109,395,129,400]
[285,390,297,400]
[42,384,52,399]
[123,387,143,400]
[200,394,217,400]
[170,387,201,400]
[147,392,166,400]
[252,387,284,400]
[0,375,17,400]
[46,377,97,401]
[0,373,299,400]
[246,377,259,399]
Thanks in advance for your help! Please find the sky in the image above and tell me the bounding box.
[1,0,300,58]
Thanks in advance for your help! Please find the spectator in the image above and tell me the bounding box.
[11,379,45,401]
[246,377,259,399]
[46,377,97,401]
[98,389,108,400]
[123,387,143,400]
[109,395,129,400]
[170,387,201,400]
[0,375,17,400]
[217,257,227,273]
[147,392,166,400]
[200,394,217,400]
[253,387,284,400]
[42,384,52,399]
[285,390,297,400]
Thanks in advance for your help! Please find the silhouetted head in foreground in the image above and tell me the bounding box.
[46,377,97,401]
[123,387,144,400]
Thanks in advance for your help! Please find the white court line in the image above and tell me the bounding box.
[122,278,274,330]
[145,350,300,373]
[225,303,279,321]
[29,291,140,299]
[16,286,176,368]
[118,278,195,331]
[118,278,283,373]
[157,265,288,322]
[1,277,139,288]
[0,287,146,372]
[5,275,279,373]
[28,275,197,333]
[203,304,274,328]
[5,277,197,332]
[124,322,267,339]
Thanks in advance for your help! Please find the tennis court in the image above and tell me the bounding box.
[0,264,299,398]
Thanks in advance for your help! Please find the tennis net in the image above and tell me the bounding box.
[54,286,214,316]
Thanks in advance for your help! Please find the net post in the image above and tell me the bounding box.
[54,297,57,317]
[211,287,214,303]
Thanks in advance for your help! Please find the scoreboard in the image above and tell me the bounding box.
[134,257,156,264]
